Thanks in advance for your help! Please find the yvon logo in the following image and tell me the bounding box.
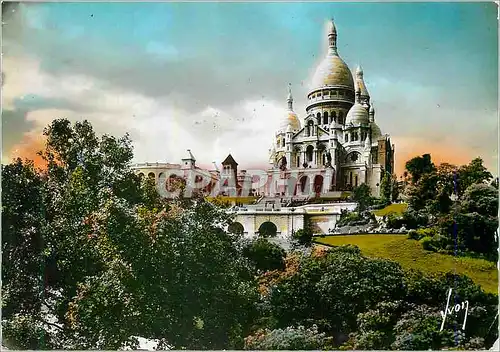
[440,288,469,331]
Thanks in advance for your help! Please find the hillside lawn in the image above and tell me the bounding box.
[372,203,408,216]
[314,234,498,294]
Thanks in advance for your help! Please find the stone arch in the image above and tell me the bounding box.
[299,175,310,194]
[258,221,278,238]
[346,151,361,163]
[148,172,155,179]
[228,221,244,235]
[314,174,324,195]
[138,172,145,179]
[331,111,337,124]
[323,111,329,125]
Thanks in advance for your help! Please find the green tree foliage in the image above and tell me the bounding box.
[436,162,458,195]
[267,246,406,340]
[405,153,436,184]
[457,158,493,196]
[391,175,400,202]
[406,173,438,211]
[291,219,314,248]
[379,172,392,204]
[2,119,259,350]
[351,183,372,212]
[244,326,333,350]
[242,238,286,272]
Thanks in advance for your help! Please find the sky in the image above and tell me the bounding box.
[2,1,498,176]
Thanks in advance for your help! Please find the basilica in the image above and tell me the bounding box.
[268,19,394,197]
[132,19,394,199]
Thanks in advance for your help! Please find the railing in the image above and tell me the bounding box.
[131,162,179,169]
[306,95,354,106]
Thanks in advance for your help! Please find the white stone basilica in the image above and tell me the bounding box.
[268,19,394,197]
[132,19,395,200]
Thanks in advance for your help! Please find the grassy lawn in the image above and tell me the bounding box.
[372,203,408,217]
[314,235,498,294]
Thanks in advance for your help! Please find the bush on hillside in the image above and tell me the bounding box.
[244,326,334,350]
[242,238,286,272]
[292,228,313,248]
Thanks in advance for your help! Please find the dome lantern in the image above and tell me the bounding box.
[309,19,354,91]
[327,18,338,55]
[279,84,301,132]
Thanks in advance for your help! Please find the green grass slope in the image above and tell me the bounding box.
[372,203,408,216]
[314,235,498,294]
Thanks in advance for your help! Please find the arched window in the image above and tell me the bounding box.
[306,145,314,162]
[307,120,314,136]
[355,174,359,187]
[282,139,285,147]
[323,111,329,125]
[339,111,344,124]
[345,134,349,142]
[316,112,321,124]
[322,154,326,165]
[331,111,337,124]
[296,155,300,167]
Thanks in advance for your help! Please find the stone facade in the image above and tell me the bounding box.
[268,19,395,197]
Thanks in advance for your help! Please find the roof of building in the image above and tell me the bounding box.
[222,154,238,166]
[355,65,370,97]
[345,102,369,125]
[310,19,354,90]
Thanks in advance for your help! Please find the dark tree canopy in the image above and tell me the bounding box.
[405,154,436,184]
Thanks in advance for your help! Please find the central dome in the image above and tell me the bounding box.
[310,19,354,90]
[311,54,354,89]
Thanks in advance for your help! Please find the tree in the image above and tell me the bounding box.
[391,175,400,202]
[268,246,406,337]
[379,172,392,204]
[406,173,438,211]
[244,326,334,350]
[352,183,372,211]
[436,162,458,195]
[405,154,436,184]
[457,158,493,197]
[242,238,286,272]
[2,119,260,350]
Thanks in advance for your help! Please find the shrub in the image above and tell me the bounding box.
[407,230,418,240]
[386,212,403,229]
[242,238,286,272]
[337,211,361,227]
[244,325,334,350]
[292,226,314,247]
[420,236,435,251]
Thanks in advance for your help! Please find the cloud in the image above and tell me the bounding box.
[2,3,497,177]
[2,54,287,171]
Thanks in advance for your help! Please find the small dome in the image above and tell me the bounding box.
[371,122,382,140]
[279,111,301,132]
[345,102,369,125]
